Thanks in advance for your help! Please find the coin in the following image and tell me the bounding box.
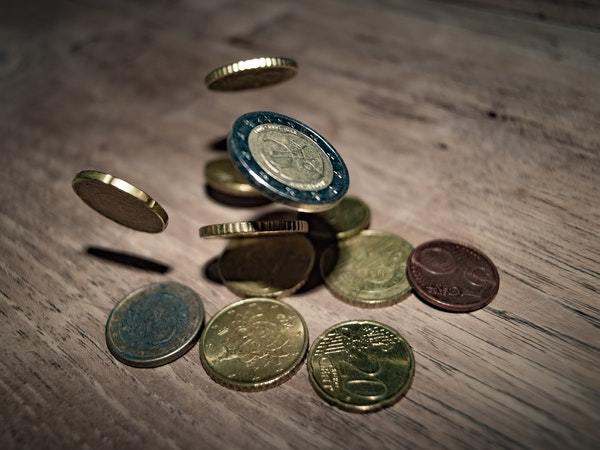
[199,298,308,390]
[219,235,314,298]
[199,220,308,239]
[302,196,370,240]
[106,282,205,367]
[321,230,414,307]
[205,57,297,91]
[204,157,263,198]
[406,239,500,312]
[307,320,415,413]
[72,170,168,233]
[228,111,349,212]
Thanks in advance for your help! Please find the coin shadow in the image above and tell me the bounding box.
[85,246,171,274]
[205,185,272,208]
[202,256,223,284]
[209,136,228,152]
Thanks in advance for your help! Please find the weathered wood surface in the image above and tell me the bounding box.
[1,0,599,448]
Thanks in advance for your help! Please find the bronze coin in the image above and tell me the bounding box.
[406,239,499,312]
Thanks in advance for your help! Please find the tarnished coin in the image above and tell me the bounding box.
[219,235,314,298]
[302,196,370,240]
[321,230,413,307]
[308,320,415,413]
[205,157,262,198]
[72,170,168,233]
[228,111,349,212]
[199,298,308,390]
[106,282,204,367]
[406,239,500,312]
[205,57,297,91]
[199,220,308,239]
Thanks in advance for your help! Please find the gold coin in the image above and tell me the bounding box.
[204,157,262,198]
[307,320,415,413]
[199,298,308,390]
[218,235,314,298]
[199,220,308,239]
[72,170,168,233]
[304,196,370,240]
[205,57,297,91]
[321,230,413,307]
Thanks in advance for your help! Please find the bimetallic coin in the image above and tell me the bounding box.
[219,235,314,298]
[199,298,308,390]
[308,320,415,413]
[228,111,349,212]
[72,170,168,233]
[205,57,297,91]
[106,282,204,367]
[406,239,500,312]
[303,196,370,240]
[321,230,413,307]
[199,220,308,239]
[205,157,262,198]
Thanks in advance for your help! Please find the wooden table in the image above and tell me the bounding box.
[1,0,598,448]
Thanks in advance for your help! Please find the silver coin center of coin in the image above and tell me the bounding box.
[248,124,334,191]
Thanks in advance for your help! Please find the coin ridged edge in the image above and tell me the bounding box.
[199,220,309,239]
[307,320,415,413]
[205,57,297,89]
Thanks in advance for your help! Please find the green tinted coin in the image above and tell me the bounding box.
[304,196,370,240]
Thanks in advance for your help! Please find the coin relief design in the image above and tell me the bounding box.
[248,124,334,192]
[308,321,415,412]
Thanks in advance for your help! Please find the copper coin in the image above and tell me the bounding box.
[406,239,499,312]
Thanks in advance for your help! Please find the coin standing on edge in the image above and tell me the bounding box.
[321,230,414,307]
[72,170,168,233]
[106,282,205,368]
[219,235,315,298]
[406,239,500,312]
[200,298,309,390]
[205,157,263,198]
[304,195,370,240]
[205,57,297,91]
[308,320,415,413]
[199,220,308,239]
[228,111,350,212]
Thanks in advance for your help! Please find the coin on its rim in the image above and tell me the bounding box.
[219,235,314,298]
[205,57,297,91]
[199,220,308,239]
[303,196,370,240]
[308,320,415,413]
[321,230,413,307]
[228,111,349,212]
[406,239,500,312]
[205,157,263,198]
[106,282,205,367]
[199,298,308,390]
[72,170,168,233]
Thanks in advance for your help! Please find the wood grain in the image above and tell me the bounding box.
[1,0,599,448]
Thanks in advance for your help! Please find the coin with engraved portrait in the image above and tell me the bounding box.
[205,57,297,91]
[199,298,309,390]
[321,230,414,307]
[406,239,500,312]
[308,320,415,412]
[228,111,349,212]
[106,282,205,367]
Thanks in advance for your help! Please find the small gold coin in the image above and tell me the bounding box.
[308,320,415,412]
[219,235,314,298]
[205,57,297,91]
[205,158,262,198]
[199,298,309,390]
[72,170,168,233]
[321,230,414,307]
[304,196,370,240]
[199,220,308,239]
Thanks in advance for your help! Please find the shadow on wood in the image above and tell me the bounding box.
[85,246,171,274]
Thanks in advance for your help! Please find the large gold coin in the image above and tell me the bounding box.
[205,157,262,198]
[321,230,413,307]
[307,320,415,413]
[72,170,168,233]
[303,196,370,240]
[199,298,308,390]
[199,220,308,239]
[205,57,297,91]
[218,235,314,298]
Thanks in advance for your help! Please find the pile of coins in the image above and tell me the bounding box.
[72,57,500,413]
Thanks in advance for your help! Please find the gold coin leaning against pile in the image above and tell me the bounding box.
[199,220,308,239]
[302,196,370,240]
[204,157,263,198]
[205,57,297,91]
[219,235,315,298]
[320,230,414,307]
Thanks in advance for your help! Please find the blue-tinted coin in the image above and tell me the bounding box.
[228,111,349,212]
[106,282,204,367]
